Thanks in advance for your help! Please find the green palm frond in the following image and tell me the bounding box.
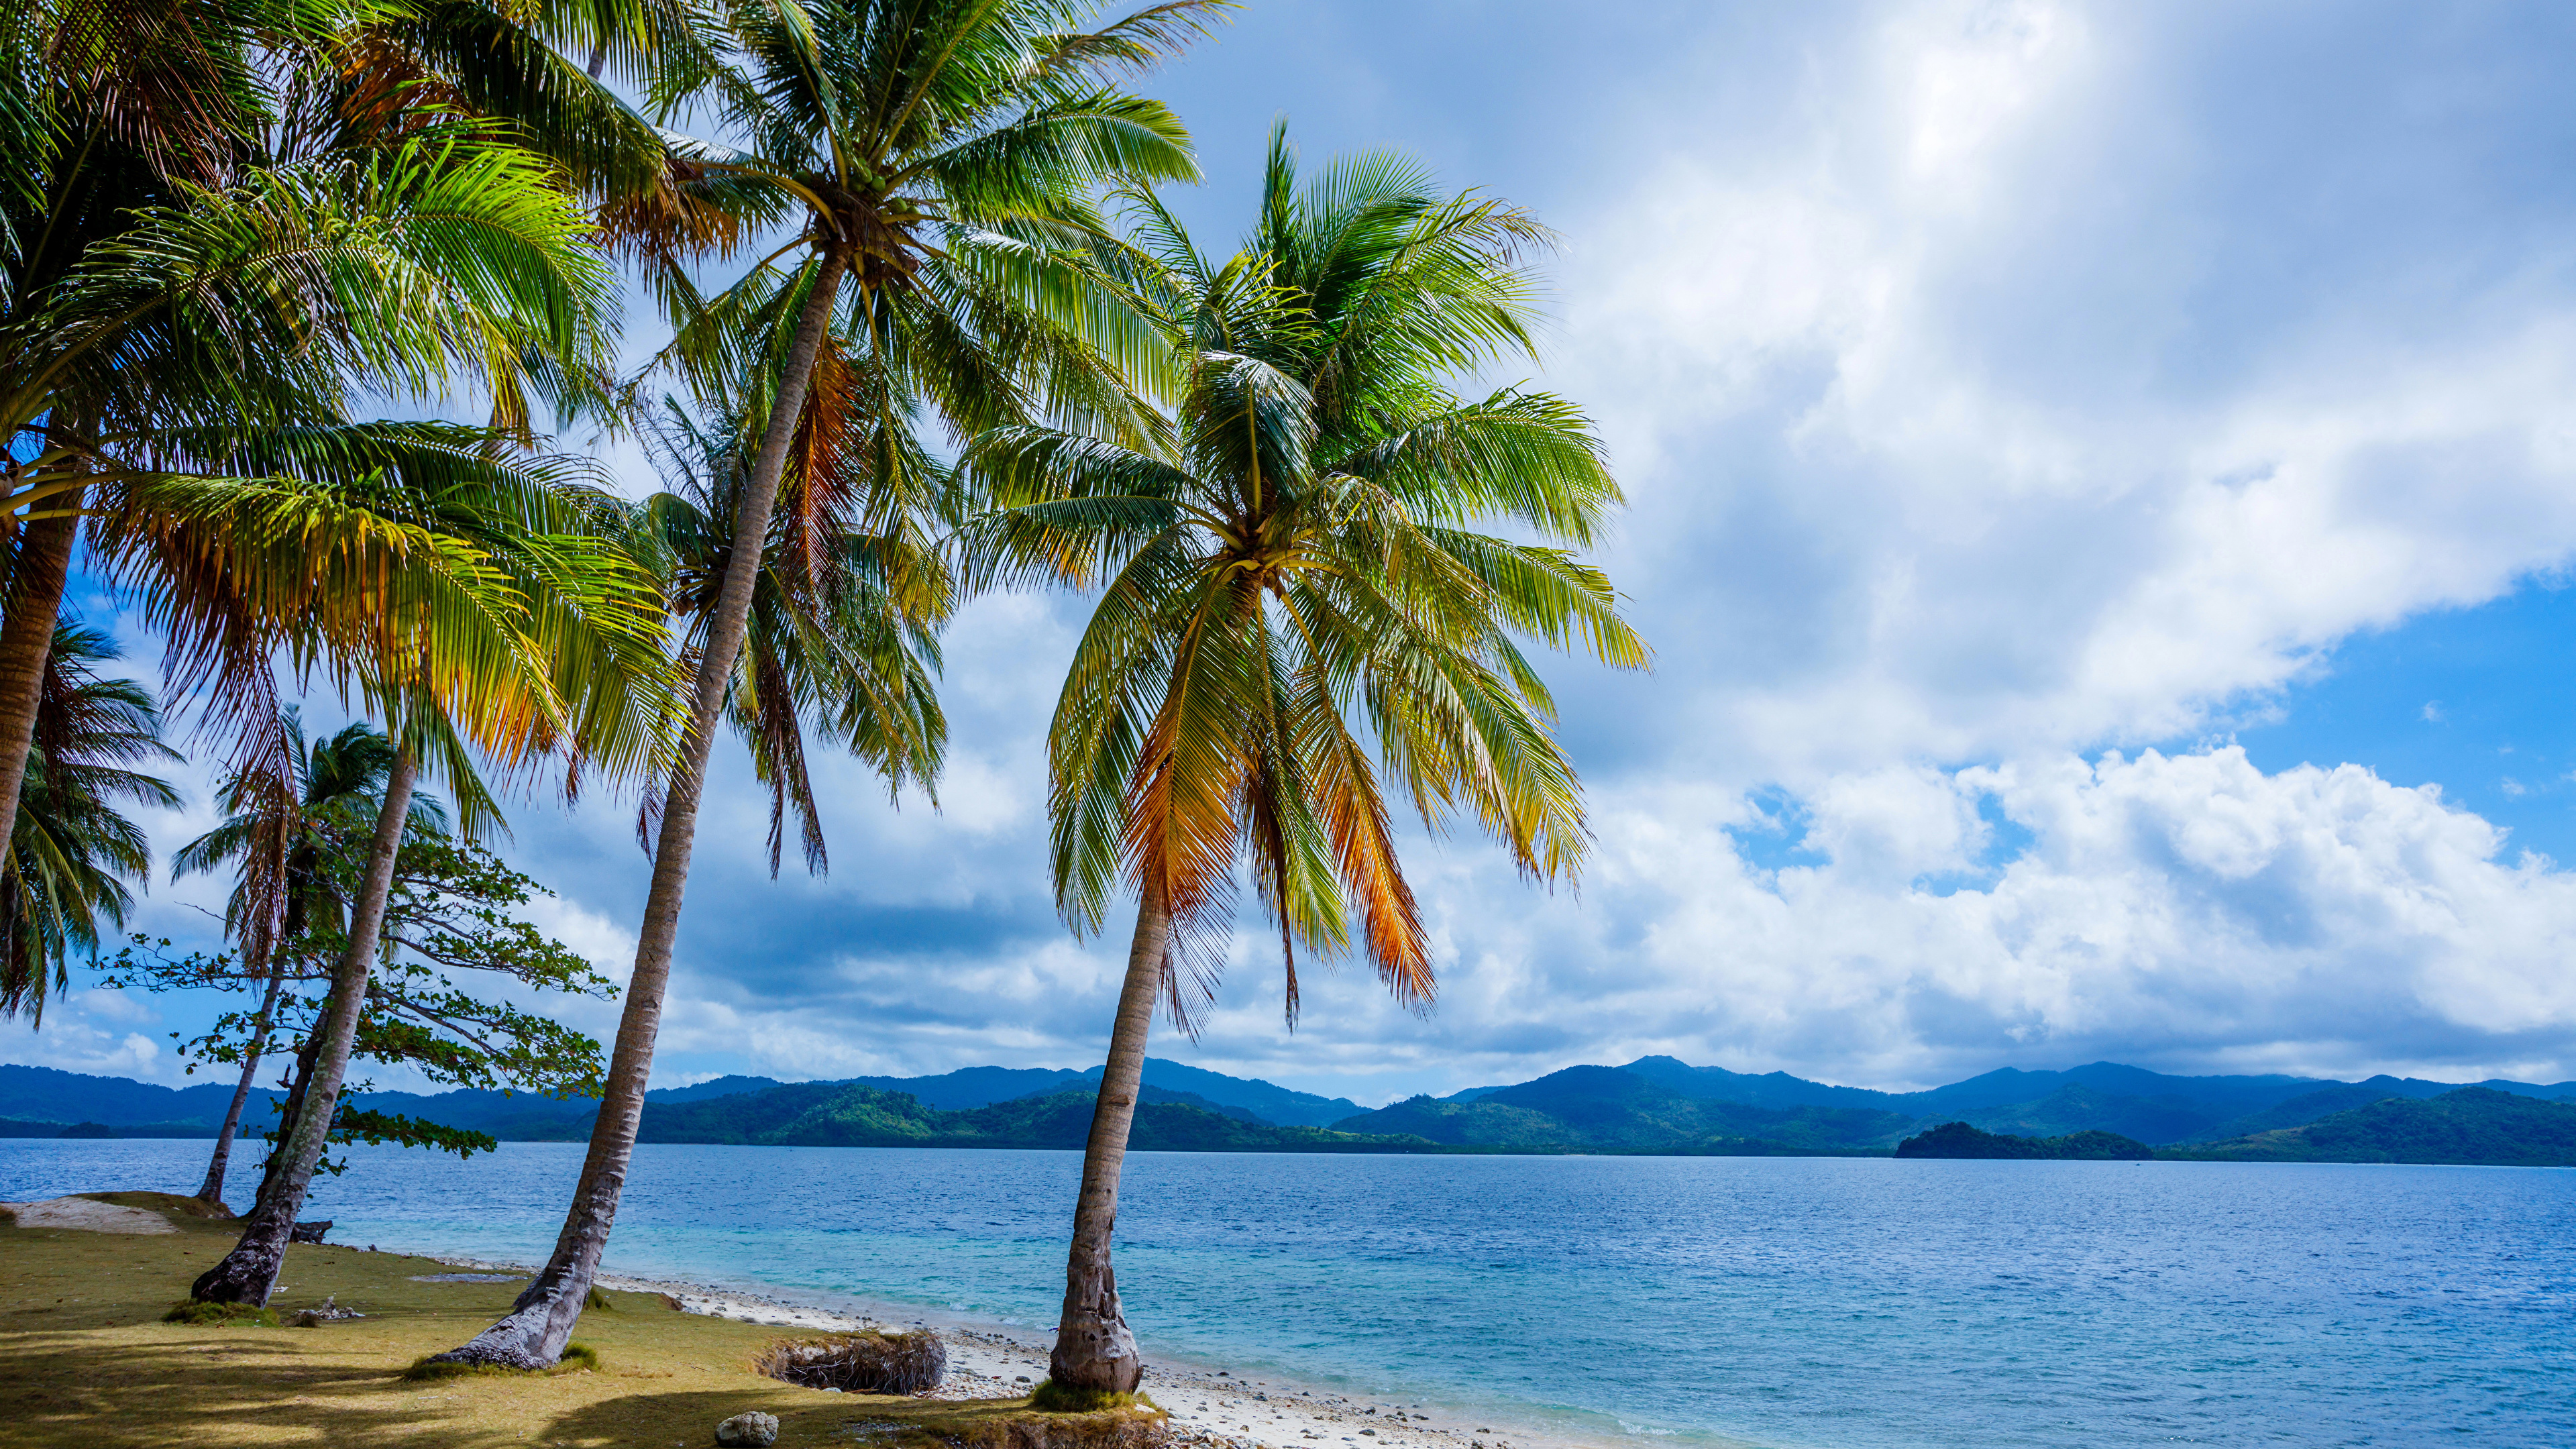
[973,131,1648,1030]
[0,621,180,1021]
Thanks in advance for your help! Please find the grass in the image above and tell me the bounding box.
[1027,1381,1159,1413]
[160,1301,278,1328]
[0,1191,1137,1448]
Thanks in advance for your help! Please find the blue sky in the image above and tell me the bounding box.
[14,0,2576,1105]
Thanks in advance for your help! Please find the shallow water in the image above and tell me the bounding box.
[6,1140,2571,1448]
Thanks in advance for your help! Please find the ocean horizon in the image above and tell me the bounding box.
[6,1138,2568,1449]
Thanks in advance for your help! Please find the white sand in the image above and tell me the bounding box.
[418,1252,1537,1449]
[0,1196,178,1234]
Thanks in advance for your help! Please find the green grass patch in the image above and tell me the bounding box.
[1026,1381,1159,1414]
[162,1301,276,1327]
[553,1341,600,1373]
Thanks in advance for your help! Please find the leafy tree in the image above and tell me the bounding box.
[433,0,1222,1372]
[967,130,1648,1389]
[105,833,616,1181]
[168,711,455,1203]
[0,621,180,1020]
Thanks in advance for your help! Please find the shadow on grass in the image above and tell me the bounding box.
[541,1389,1177,1449]
[0,1330,472,1449]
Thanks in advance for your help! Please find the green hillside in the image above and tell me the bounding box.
[631,1084,1435,1153]
[2172,1087,2576,1165]
[1334,1066,1919,1151]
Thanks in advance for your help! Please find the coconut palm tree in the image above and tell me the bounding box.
[182,438,684,1307]
[965,129,1649,1391]
[170,711,457,1205]
[427,0,1223,1370]
[633,392,951,873]
[0,0,640,860]
[0,622,181,1021]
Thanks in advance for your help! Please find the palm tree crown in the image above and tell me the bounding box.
[637,397,948,875]
[0,622,182,1020]
[170,711,455,969]
[977,127,1648,1022]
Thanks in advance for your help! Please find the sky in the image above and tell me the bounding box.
[13,0,2576,1106]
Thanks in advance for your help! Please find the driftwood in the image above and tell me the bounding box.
[753,1330,947,1394]
[289,1220,332,1244]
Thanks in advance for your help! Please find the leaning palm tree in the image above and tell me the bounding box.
[429,0,1222,1370]
[0,623,182,1021]
[182,438,683,1307]
[171,711,455,1205]
[967,131,1648,1391]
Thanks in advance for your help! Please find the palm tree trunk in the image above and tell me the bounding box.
[0,502,82,859]
[1049,877,1171,1393]
[429,250,852,1370]
[192,748,417,1305]
[195,971,286,1206]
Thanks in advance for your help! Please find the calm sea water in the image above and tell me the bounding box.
[5,1140,2570,1448]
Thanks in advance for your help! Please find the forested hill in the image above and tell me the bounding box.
[0,1058,1363,1140]
[12,1058,2576,1164]
[2169,1088,2576,1166]
[627,1085,1428,1152]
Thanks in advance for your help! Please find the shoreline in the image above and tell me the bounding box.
[417,1248,1587,1449]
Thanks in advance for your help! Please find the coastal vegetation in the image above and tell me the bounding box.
[2169,1087,2576,1166]
[109,819,621,1175]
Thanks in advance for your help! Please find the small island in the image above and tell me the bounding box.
[1894,1122,2155,1160]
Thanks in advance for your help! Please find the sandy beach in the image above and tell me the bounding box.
[424,1250,1536,1449]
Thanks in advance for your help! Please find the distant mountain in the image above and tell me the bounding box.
[2179,1083,2407,1143]
[1095,1059,1366,1129]
[1621,1056,1909,1112]
[1895,1122,2155,1160]
[2173,1087,2576,1165]
[12,1057,2576,1162]
[0,1064,253,1130]
[1334,1065,1919,1152]
[632,1083,1424,1153]
[852,1066,1087,1110]
[653,1075,787,1104]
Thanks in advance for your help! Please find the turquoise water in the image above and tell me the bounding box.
[6,1140,2571,1448]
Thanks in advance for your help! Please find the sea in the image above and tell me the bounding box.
[4,1140,2570,1448]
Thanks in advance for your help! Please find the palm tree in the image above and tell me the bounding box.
[0,0,680,1297]
[171,711,455,1206]
[0,0,633,862]
[633,395,951,873]
[967,130,1649,1391]
[0,622,182,1021]
[429,0,1223,1370]
[184,441,684,1306]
